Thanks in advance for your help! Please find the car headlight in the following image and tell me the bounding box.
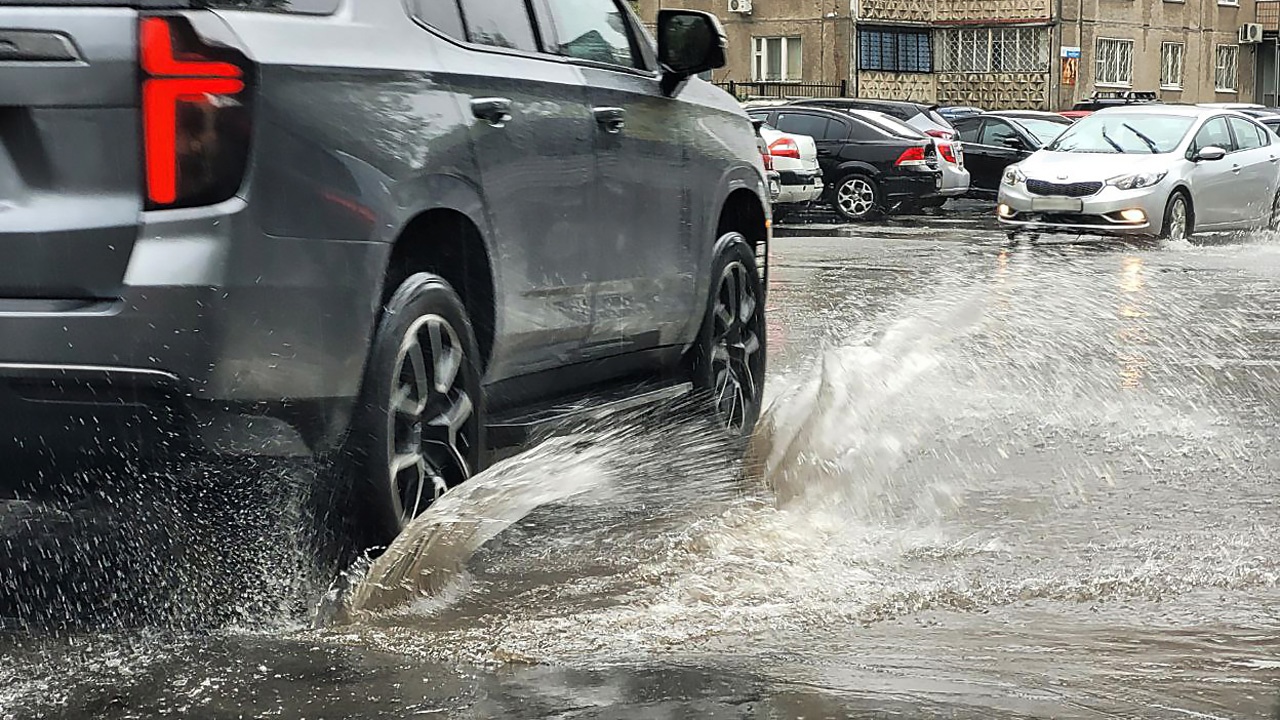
[1002,166,1026,186]
[1108,171,1167,190]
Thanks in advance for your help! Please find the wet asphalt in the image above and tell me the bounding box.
[4,201,1280,719]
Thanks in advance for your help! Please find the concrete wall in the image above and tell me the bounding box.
[1057,0,1258,107]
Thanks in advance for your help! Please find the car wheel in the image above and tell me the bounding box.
[350,273,483,546]
[1269,191,1280,231]
[689,233,767,438]
[832,174,881,222]
[1160,191,1193,241]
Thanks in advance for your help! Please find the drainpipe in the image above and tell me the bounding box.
[1053,0,1064,109]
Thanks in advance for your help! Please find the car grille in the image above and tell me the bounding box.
[1026,179,1103,197]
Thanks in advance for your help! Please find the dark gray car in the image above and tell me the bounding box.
[0,0,769,545]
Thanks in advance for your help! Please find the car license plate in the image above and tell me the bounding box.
[1030,197,1083,212]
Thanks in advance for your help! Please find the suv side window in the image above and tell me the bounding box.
[775,113,830,140]
[980,119,1018,147]
[953,117,982,143]
[1229,117,1265,151]
[1192,117,1235,153]
[410,0,465,40]
[543,0,642,69]
[457,0,539,52]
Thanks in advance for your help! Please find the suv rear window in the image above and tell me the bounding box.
[198,0,339,13]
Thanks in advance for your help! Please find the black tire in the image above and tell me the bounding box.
[1159,190,1193,241]
[1269,191,1280,232]
[689,233,767,438]
[831,173,882,222]
[349,273,484,547]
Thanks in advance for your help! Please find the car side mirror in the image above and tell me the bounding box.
[657,9,726,97]
[1001,135,1025,150]
[1194,146,1226,162]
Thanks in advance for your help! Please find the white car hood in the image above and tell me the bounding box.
[1018,151,1174,183]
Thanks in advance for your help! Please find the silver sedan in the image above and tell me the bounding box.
[997,105,1280,240]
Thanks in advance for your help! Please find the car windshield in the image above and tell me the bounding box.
[1011,117,1071,145]
[1045,113,1195,154]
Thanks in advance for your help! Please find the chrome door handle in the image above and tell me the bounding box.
[471,97,512,127]
[593,106,626,134]
[1232,164,1242,174]
[1270,155,1278,163]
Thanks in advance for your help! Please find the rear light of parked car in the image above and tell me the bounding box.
[760,149,774,171]
[768,137,801,160]
[938,143,957,164]
[895,146,928,167]
[924,129,954,139]
[140,16,252,210]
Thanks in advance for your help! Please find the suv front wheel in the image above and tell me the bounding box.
[350,273,484,546]
[689,234,767,437]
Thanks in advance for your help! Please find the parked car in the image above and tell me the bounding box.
[758,123,824,221]
[791,98,957,139]
[842,108,969,207]
[989,110,1078,124]
[953,113,1073,194]
[0,3,769,546]
[1259,115,1280,136]
[939,105,985,120]
[752,119,784,203]
[1062,91,1159,120]
[746,105,942,221]
[997,106,1280,241]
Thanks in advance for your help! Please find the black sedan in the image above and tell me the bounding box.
[951,113,1073,195]
[746,105,942,221]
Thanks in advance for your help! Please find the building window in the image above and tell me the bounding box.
[1215,44,1239,91]
[753,37,802,82]
[937,27,1047,73]
[1160,42,1184,89]
[859,27,932,73]
[1094,37,1134,87]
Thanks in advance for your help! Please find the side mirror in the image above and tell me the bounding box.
[1194,145,1226,162]
[657,9,726,97]
[1001,135,1025,150]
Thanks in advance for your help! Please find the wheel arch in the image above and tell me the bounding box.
[383,207,497,374]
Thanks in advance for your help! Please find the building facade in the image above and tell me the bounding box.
[635,0,1262,109]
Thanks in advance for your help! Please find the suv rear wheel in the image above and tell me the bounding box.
[689,234,767,437]
[350,273,483,546]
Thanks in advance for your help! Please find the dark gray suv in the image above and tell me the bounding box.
[0,0,769,544]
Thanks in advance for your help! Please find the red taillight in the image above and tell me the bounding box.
[760,150,774,171]
[769,137,801,159]
[140,17,251,209]
[895,146,928,166]
[925,128,954,139]
[938,142,957,164]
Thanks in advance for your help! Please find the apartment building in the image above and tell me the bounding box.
[635,0,1262,109]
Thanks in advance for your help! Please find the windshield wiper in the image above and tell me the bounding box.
[1121,123,1159,153]
[1099,125,1125,153]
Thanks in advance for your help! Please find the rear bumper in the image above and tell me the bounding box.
[776,170,824,204]
[882,171,942,201]
[0,199,389,457]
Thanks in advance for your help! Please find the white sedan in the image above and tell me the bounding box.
[758,123,824,221]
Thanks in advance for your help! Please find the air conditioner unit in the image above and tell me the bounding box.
[728,0,753,14]
[1240,23,1264,44]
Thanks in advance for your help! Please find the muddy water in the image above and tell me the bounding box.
[5,212,1280,718]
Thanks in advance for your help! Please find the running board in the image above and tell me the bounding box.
[486,380,693,449]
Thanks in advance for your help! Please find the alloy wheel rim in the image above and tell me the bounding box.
[1271,193,1280,230]
[386,314,474,525]
[1169,197,1188,240]
[711,260,763,434]
[838,178,875,218]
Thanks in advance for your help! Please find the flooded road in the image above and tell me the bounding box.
[5,204,1280,718]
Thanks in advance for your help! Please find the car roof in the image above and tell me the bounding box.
[798,97,929,111]
[988,110,1070,120]
[749,104,861,121]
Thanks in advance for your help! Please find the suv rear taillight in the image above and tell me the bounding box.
[140,16,252,209]
[938,142,957,164]
[895,146,928,167]
[769,137,801,159]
